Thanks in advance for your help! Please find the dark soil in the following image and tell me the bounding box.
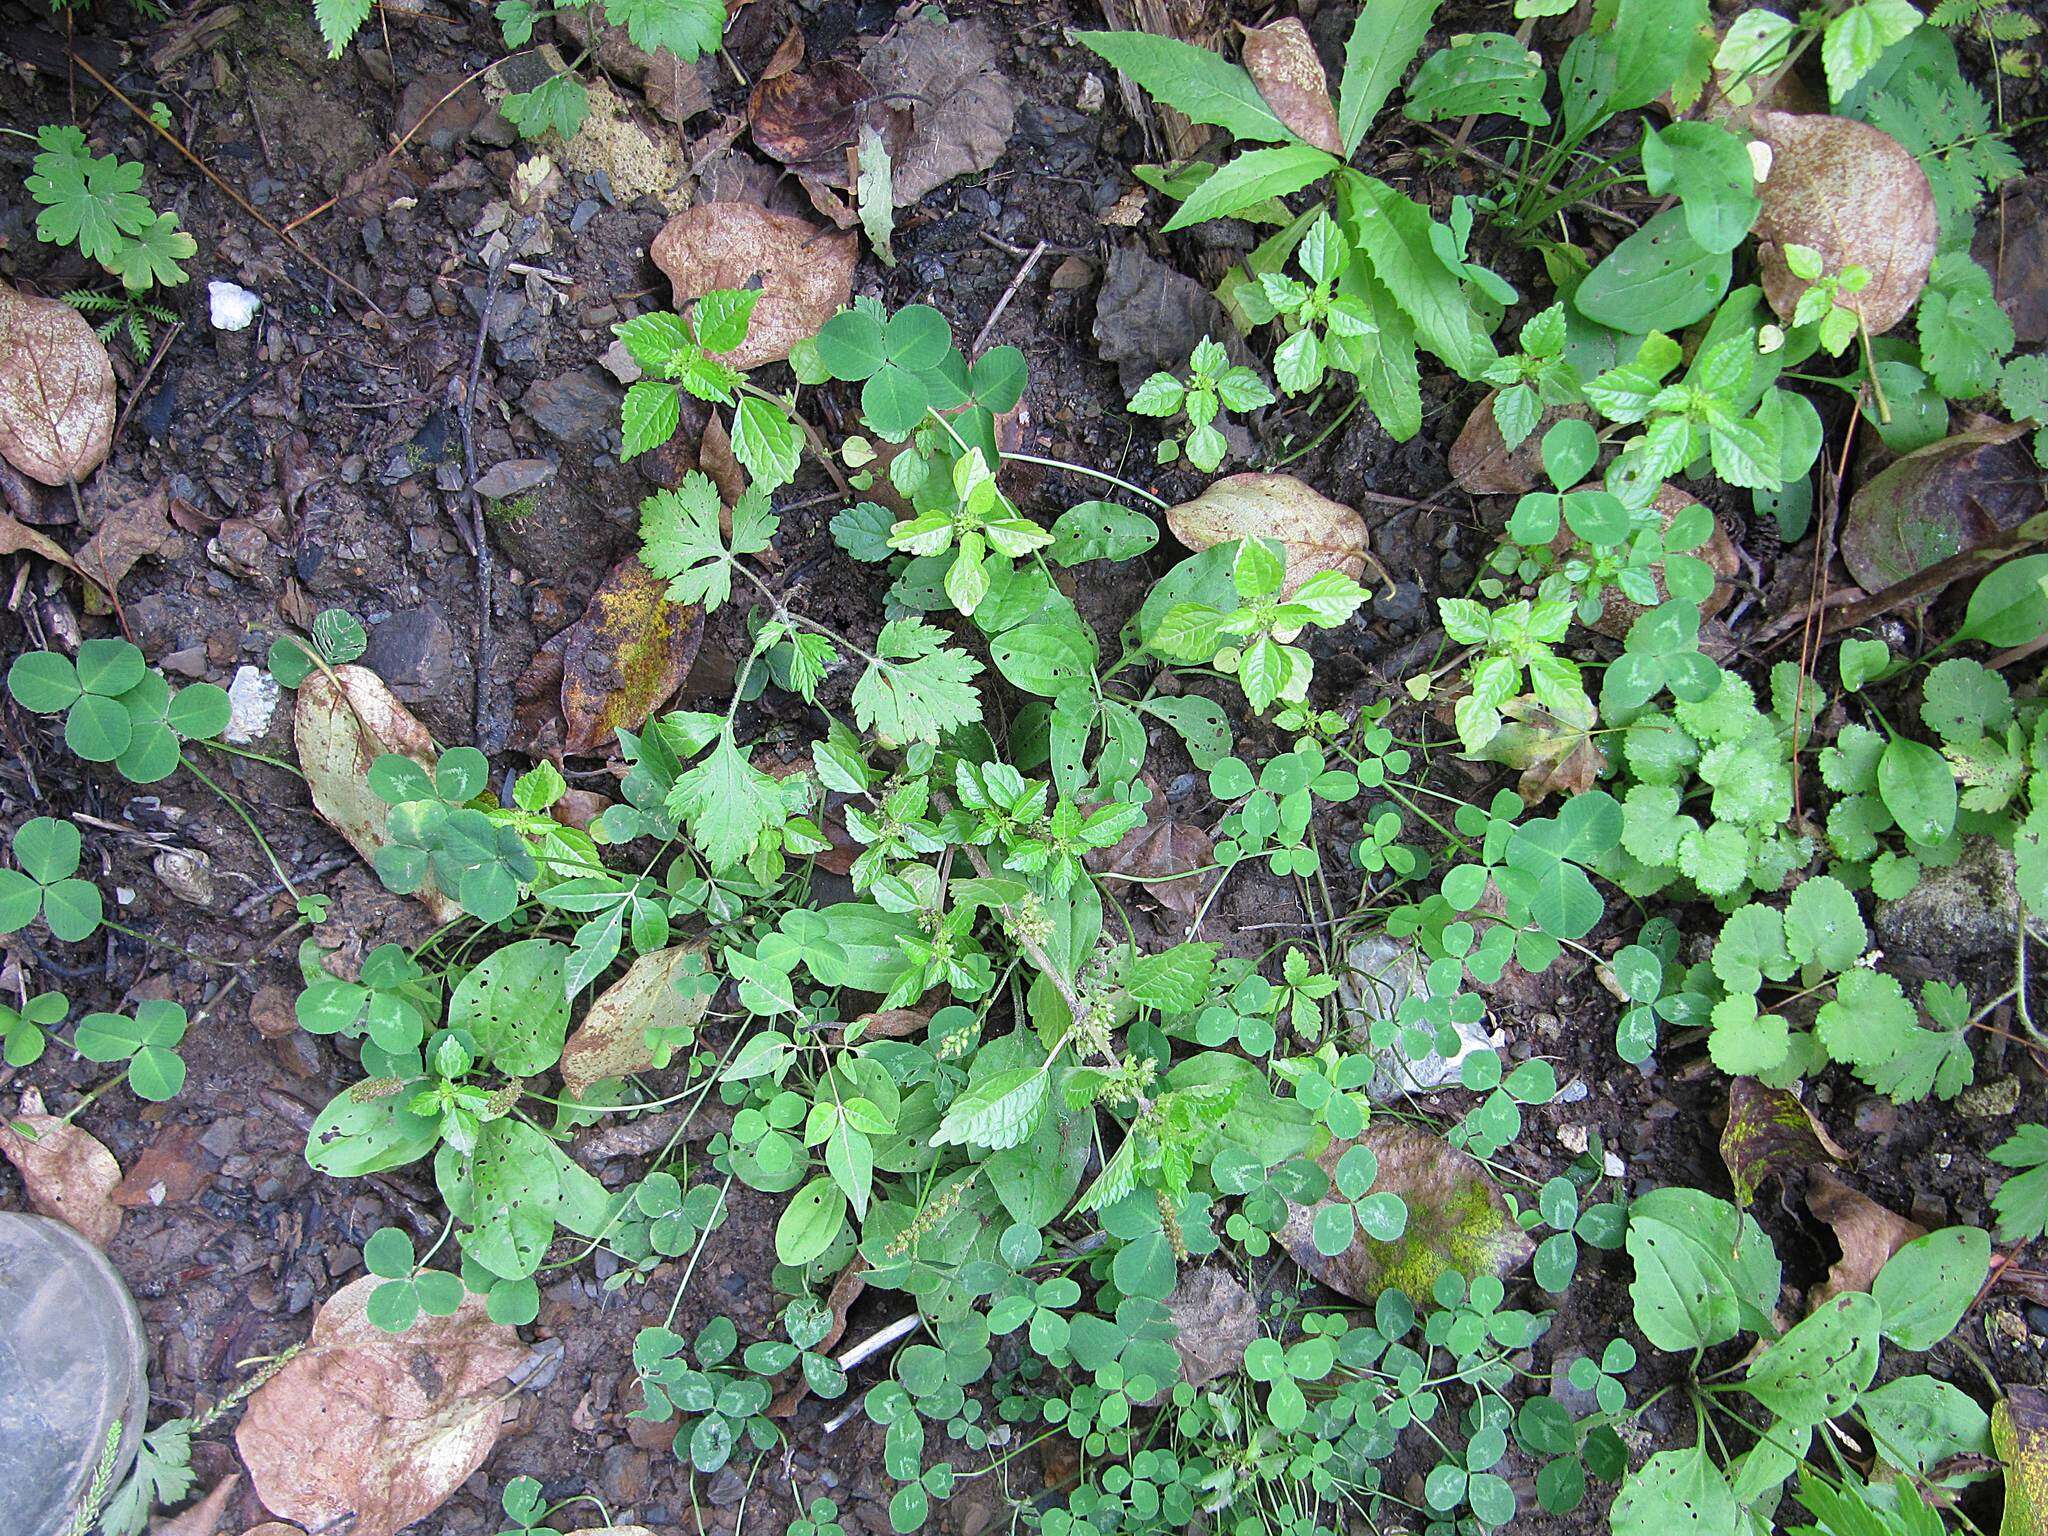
[1,3,2044,1535]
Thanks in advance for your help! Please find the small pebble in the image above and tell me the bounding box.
[207,280,262,331]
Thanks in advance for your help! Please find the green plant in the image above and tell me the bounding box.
[23,125,195,291]
[0,817,104,943]
[1127,336,1274,472]
[62,289,179,359]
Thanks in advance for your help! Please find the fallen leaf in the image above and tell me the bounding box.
[553,789,613,832]
[237,1526,304,1536]
[846,1007,934,1041]
[294,665,460,923]
[1240,20,1339,155]
[1166,472,1370,598]
[234,1275,527,1536]
[860,15,1018,206]
[698,413,747,508]
[1471,694,1606,805]
[1806,1166,1923,1304]
[74,484,178,610]
[1719,1078,1846,1208]
[1090,818,1214,918]
[0,1088,123,1247]
[560,940,714,1095]
[749,61,876,174]
[1975,173,2048,344]
[1994,1387,2048,1536]
[113,1122,218,1208]
[1164,1265,1256,1387]
[1840,424,2044,592]
[1752,111,1938,337]
[1279,1122,1533,1304]
[555,9,712,129]
[1449,392,1594,496]
[0,505,87,578]
[155,1473,240,1536]
[650,203,856,368]
[250,983,299,1039]
[0,279,117,486]
[1094,243,1257,396]
[760,26,805,80]
[546,557,706,758]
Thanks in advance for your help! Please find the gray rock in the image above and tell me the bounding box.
[1339,935,1503,1100]
[475,459,558,501]
[524,367,621,443]
[362,606,467,704]
[1875,837,2019,966]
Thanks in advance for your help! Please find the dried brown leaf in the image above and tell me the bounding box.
[1166,472,1370,598]
[0,280,116,486]
[0,1089,122,1247]
[1752,111,1938,337]
[1094,243,1257,397]
[650,203,856,368]
[234,1275,527,1536]
[1279,1124,1533,1303]
[0,505,86,577]
[551,557,706,757]
[1091,819,1214,918]
[155,1473,240,1536]
[1473,694,1606,805]
[749,62,873,174]
[294,665,460,923]
[560,940,714,1095]
[846,1007,933,1040]
[74,484,178,604]
[1164,1265,1256,1388]
[113,1121,217,1208]
[1719,1078,1846,1208]
[860,15,1017,206]
[1240,20,1339,155]
[1806,1166,1923,1305]
[1449,392,1592,496]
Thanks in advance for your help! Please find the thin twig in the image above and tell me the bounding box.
[109,319,184,445]
[971,239,1046,355]
[461,263,504,752]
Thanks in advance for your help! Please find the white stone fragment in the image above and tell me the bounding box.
[208,280,261,331]
[223,665,280,744]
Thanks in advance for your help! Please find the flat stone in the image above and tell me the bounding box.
[224,665,280,744]
[1340,935,1502,1100]
[524,368,621,444]
[475,459,558,501]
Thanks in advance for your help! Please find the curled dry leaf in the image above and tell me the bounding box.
[0,279,117,487]
[238,1526,304,1536]
[1471,694,1605,805]
[1806,1166,1923,1305]
[1240,19,1340,155]
[559,939,714,1095]
[749,61,887,176]
[294,665,460,923]
[768,1258,868,1416]
[1751,111,1937,337]
[1164,1265,1257,1388]
[0,1088,123,1248]
[234,1275,527,1536]
[155,1473,241,1536]
[1167,472,1371,598]
[1095,243,1257,397]
[1718,1077,1846,1208]
[1089,818,1214,919]
[1280,1123,1533,1304]
[1840,423,2044,592]
[846,1006,933,1040]
[538,557,705,758]
[860,15,1018,206]
[650,203,856,368]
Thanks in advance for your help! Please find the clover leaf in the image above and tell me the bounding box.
[74,998,188,1101]
[0,817,104,942]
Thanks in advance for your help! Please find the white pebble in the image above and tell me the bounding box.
[208,280,262,331]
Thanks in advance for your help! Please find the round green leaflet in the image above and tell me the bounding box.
[74,637,147,697]
[815,307,889,380]
[364,1225,416,1278]
[7,649,83,711]
[885,304,952,372]
[165,682,233,740]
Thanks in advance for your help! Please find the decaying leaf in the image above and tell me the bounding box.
[1806,1166,1923,1304]
[846,1006,933,1041]
[237,1525,304,1536]
[1094,243,1256,396]
[1240,19,1339,155]
[650,203,856,368]
[112,1121,218,1208]
[1471,694,1605,805]
[749,61,877,174]
[1976,173,2048,345]
[533,557,705,758]
[1994,1386,2048,1536]
[860,15,1017,206]
[0,279,117,486]
[559,940,714,1095]
[1840,423,2044,592]
[74,484,179,612]
[234,1275,527,1536]
[294,665,460,923]
[1751,111,1938,336]
[1719,1078,1846,1208]
[0,505,87,579]
[1449,393,1594,496]
[0,1088,123,1248]
[1280,1123,1533,1304]
[1164,1265,1257,1388]
[156,1473,241,1536]
[1090,818,1214,919]
[1167,472,1370,598]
